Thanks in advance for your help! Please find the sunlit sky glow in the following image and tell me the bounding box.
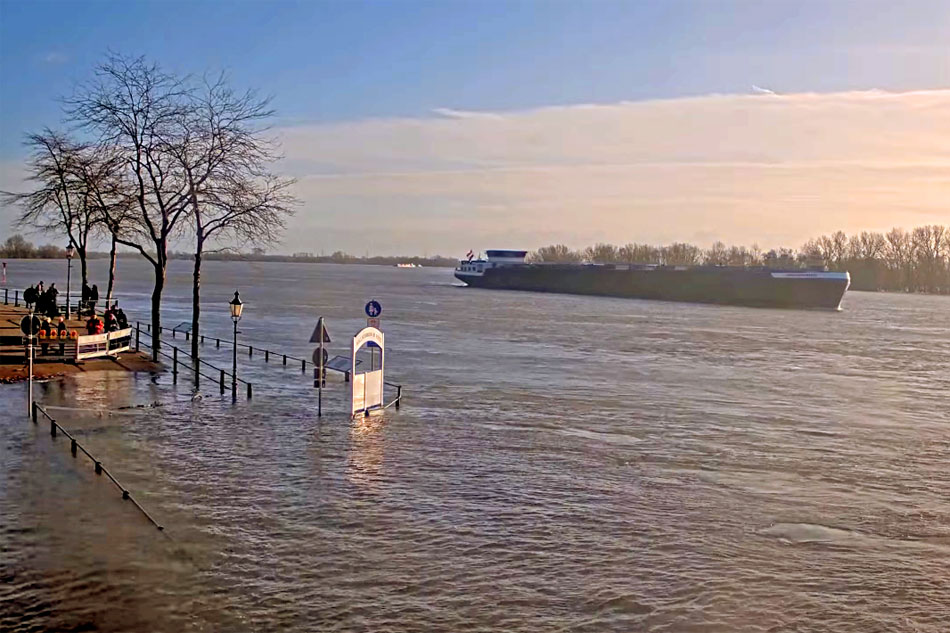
[2,0,949,255]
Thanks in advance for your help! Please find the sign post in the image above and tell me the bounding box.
[20,310,38,418]
[310,317,331,417]
[364,300,382,371]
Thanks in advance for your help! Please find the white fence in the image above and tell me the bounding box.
[75,328,132,361]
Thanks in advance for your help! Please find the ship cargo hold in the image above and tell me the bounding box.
[455,250,850,310]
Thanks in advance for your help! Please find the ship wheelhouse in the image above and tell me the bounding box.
[455,249,528,277]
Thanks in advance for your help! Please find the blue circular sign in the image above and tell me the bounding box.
[365,300,382,317]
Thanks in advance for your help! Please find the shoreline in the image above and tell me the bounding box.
[0,352,162,384]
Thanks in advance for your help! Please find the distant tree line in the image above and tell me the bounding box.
[0,235,456,268]
[529,225,950,294]
[0,234,69,259]
[197,250,458,267]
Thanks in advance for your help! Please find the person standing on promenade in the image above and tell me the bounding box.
[114,304,129,329]
[82,283,91,316]
[46,284,59,317]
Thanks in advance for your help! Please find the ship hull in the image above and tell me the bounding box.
[455,265,849,310]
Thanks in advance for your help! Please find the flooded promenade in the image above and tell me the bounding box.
[2,258,950,632]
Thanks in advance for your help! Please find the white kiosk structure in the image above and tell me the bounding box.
[351,326,384,417]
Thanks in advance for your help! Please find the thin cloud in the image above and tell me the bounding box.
[40,52,68,64]
[751,85,776,95]
[431,107,504,120]
[274,89,950,254]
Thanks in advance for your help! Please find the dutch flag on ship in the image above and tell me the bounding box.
[466,249,474,261]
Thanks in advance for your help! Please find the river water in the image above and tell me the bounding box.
[1,258,949,632]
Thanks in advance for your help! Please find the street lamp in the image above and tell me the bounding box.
[65,243,75,319]
[229,290,243,403]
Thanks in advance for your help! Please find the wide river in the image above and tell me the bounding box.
[1,258,949,632]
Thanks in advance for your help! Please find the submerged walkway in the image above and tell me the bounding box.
[0,303,159,383]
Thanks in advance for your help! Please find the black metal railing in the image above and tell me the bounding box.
[149,323,403,407]
[32,401,167,534]
[136,323,252,399]
[156,324,313,374]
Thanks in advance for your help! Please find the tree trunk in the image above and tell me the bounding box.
[191,236,202,364]
[151,262,165,362]
[79,246,89,291]
[77,247,88,317]
[106,233,117,307]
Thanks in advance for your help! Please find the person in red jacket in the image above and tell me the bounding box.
[86,315,103,335]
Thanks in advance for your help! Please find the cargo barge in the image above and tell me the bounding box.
[455,250,850,310]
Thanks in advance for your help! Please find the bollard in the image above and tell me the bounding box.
[71,439,77,456]
[282,354,287,366]
[135,324,140,352]
[265,350,269,362]
[247,383,253,399]
[31,401,37,424]
[50,419,56,437]
[172,329,176,338]
[396,386,402,410]
[95,461,102,475]
[122,490,129,499]
[201,335,205,344]
[15,289,19,307]
[3,288,7,304]
[219,369,225,394]
[172,347,178,383]
[185,331,189,341]
[216,337,220,349]
[249,345,253,357]
[301,359,306,373]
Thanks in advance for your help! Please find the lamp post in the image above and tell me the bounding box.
[229,290,243,403]
[65,243,74,319]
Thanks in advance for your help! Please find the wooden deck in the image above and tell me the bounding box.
[0,302,160,383]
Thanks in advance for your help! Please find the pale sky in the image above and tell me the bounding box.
[2,1,950,255]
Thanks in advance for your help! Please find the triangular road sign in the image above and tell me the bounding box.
[309,317,331,343]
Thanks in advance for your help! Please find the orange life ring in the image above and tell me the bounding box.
[37,330,47,339]
[70,330,79,340]
[48,330,58,340]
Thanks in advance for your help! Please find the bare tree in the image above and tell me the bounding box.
[161,74,296,362]
[74,145,136,306]
[583,243,619,263]
[67,55,192,360]
[530,244,582,263]
[3,130,98,288]
[704,241,728,266]
[189,176,295,360]
[618,243,659,264]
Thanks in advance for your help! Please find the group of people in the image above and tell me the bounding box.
[22,278,129,338]
[23,281,60,317]
[85,303,128,335]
